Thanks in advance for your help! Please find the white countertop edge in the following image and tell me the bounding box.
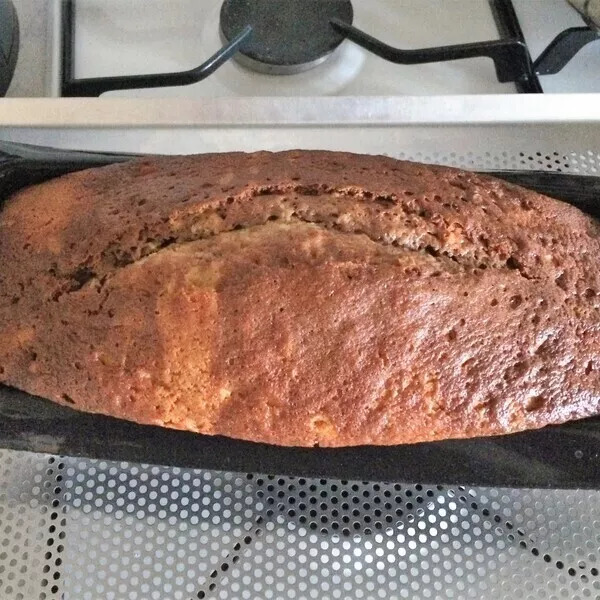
[0,95,599,127]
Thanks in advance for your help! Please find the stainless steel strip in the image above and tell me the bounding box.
[1,96,600,127]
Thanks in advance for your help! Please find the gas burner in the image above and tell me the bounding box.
[219,0,354,75]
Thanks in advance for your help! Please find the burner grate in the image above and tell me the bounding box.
[57,0,600,96]
[0,449,599,600]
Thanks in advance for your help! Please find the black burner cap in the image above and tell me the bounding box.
[220,0,353,74]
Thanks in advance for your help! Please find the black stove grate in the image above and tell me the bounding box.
[58,0,599,96]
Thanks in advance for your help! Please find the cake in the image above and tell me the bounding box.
[0,150,599,447]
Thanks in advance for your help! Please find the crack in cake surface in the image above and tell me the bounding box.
[53,183,538,301]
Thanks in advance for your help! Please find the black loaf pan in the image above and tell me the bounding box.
[1,141,600,489]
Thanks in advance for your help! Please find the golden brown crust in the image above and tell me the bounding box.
[1,150,599,447]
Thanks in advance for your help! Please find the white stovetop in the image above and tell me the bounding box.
[52,0,600,97]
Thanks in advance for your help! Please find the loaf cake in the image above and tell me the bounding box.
[0,151,599,447]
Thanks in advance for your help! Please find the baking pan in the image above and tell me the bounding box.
[1,141,599,488]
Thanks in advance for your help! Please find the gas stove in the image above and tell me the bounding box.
[36,0,599,98]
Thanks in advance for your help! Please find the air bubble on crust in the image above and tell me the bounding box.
[509,295,523,309]
[61,393,75,405]
[555,272,568,291]
[525,395,545,411]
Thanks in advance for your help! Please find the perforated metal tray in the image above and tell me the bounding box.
[1,451,599,600]
[1,141,600,490]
